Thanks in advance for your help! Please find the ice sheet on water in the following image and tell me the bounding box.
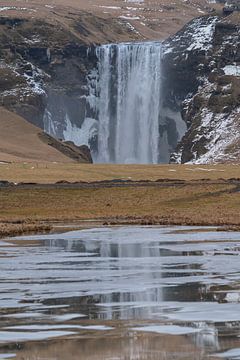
[213,348,240,359]
[6,325,113,331]
[2,225,240,350]
[132,324,201,335]
[54,313,87,321]
[0,330,75,343]
[10,225,240,244]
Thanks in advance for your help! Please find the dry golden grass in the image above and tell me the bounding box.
[0,221,51,238]
[0,162,240,183]
[0,108,74,163]
[0,0,222,42]
[1,164,239,236]
[0,182,239,228]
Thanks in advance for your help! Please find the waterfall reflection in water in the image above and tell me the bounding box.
[1,226,240,359]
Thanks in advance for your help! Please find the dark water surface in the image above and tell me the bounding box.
[1,226,240,359]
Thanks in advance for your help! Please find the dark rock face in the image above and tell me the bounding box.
[0,18,97,129]
[41,44,98,145]
[0,180,13,187]
[39,133,93,163]
[63,141,93,163]
[0,17,99,162]
[163,15,240,163]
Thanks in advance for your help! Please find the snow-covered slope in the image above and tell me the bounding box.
[163,13,240,164]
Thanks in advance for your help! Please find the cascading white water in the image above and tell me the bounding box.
[96,42,162,164]
[43,42,178,164]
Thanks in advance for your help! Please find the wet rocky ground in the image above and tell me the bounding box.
[1,226,240,359]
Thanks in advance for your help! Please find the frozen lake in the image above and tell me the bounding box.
[1,226,240,359]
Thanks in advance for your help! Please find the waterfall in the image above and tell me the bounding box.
[43,42,184,164]
[95,42,163,164]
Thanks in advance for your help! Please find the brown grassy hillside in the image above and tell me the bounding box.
[0,107,75,163]
[0,0,222,41]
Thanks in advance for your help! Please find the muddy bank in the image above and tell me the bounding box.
[0,221,52,238]
[2,218,240,240]
[1,177,240,189]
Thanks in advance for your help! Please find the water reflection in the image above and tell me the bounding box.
[3,335,222,360]
[1,226,240,359]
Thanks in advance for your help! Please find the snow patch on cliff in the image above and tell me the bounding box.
[188,107,240,164]
[23,64,46,96]
[223,64,240,76]
[164,17,218,55]
[186,17,218,51]
[119,15,141,20]
[124,0,144,3]
[0,61,46,105]
[0,6,36,12]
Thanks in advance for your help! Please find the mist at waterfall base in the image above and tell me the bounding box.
[44,42,186,164]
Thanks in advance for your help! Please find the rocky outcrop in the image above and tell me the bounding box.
[39,134,93,163]
[163,13,240,163]
[0,17,97,129]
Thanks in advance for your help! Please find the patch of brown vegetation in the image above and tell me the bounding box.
[218,225,240,232]
[1,164,239,234]
[0,108,91,163]
[0,220,52,238]
[0,0,223,42]
[0,182,239,230]
[0,162,240,184]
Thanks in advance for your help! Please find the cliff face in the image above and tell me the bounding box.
[163,13,240,163]
[0,6,239,164]
[0,13,136,132]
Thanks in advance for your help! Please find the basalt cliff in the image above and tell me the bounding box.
[0,1,239,164]
[164,13,240,163]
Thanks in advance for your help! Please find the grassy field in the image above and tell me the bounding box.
[0,183,237,222]
[0,162,240,183]
[1,163,240,237]
[0,181,240,235]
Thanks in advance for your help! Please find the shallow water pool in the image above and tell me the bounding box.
[1,226,240,359]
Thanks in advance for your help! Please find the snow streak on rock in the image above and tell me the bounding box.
[0,6,36,12]
[0,61,46,101]
[223,65,240,77]
[173,74,240,164]
[189,107,240,164]
[164,16,218,54]
[186,17,218,52]
[165,14,240,164]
